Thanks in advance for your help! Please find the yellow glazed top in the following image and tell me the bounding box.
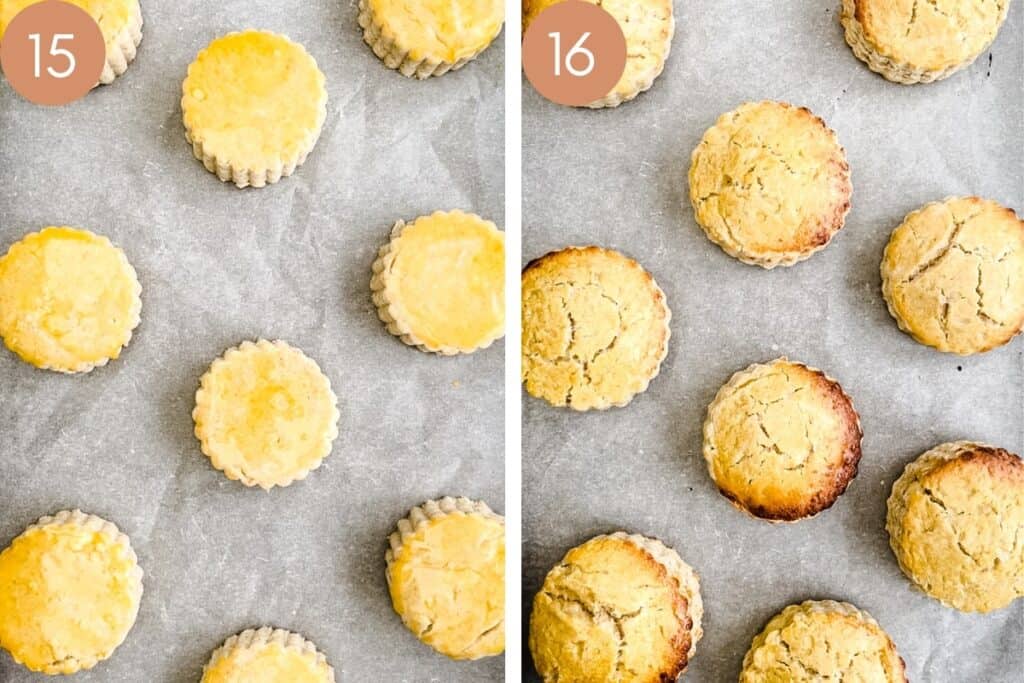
[193,340,339,490]
[740,600,906,682]
[0,513,142,675]
[0,227,141,373]
[182,30,327,171]
[202,631,333,683]
[367,0,504,63]
[881,197,1024,355]
[388,512,505,660]
[0,0,136,45]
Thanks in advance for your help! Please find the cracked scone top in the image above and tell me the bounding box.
[523,0,673,108]
[841,0,1012,84]
[358,0,504,78]
[0,511,143,675]
[201,627,335,682]
[740,600,907,682]
[182,30,327,188]
[0,227,142,373]
[689,101,852,268]
[887,441,1024,613]
[386,497,505,660]
[521,247,670,410]
[881,197,1024,355]
[529,532,703,682]
[703,359,862,521]
[193,340,340,490]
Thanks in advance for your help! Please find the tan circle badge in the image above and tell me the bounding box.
[523,1,627,107]
[0,0,105,105]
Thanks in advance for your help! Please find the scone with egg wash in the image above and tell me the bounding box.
[0,510,143,675]
[201,627,335,682]
[529,532,703,682]
[386,497,505,660]
[703,358,862,521]
[881,196,1024,355]
[887,441,1024,613]
[358,0,504,78]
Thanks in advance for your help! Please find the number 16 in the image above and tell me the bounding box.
[548,31,595,78]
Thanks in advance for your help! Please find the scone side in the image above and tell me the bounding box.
[97,0,143,86]
[202,627,335,682]
[586,1,675,109]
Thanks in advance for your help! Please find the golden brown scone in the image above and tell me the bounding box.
[703,359,862,522]
[689,101,852,268]
[523,0,674,108]
[841,0,1012,84]
[521,246,671,411]
[529,532,702,682]
[887,441,1024,613]
[881,197,1024,355]
[740,600,907,682]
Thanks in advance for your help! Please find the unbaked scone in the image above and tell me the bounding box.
[881,197,1024,355]
[841,0,1012,84]
[740,600,906,682]
[529,532,703,682]
[358,0,504,78]
[689,101,852,268]
[0,0,143,85]
[0,227,142,373]
[521,246,670,410]
[887,441,1024,613]
[193,340,339,490]
[386,497,505,660]
[182,30,327,188]
[703,358,862,522]
[371,211,505,355]
[523,0,673,108]
[0,510,143,675]
[202,627,335,682]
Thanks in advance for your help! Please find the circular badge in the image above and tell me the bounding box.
[523,0,627,107]
[0,0,106,106]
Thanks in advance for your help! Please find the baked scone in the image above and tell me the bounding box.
[521,246,670,410]
[0,510,143,675]
[371,211,505,355]
[881,197,1024,355]
[703,358,862,522]
[202,627,335,682]
[0,227,142,373]
[887,441,1024,613]
[841,0,1012,84]
[182,30,327,188]
[523,0,673,108]
[386,497,505,660]
[530,532,703,682]
[358,0,504,78]
[193,340,340,490]
[740,600,906,682]
[0,0,143,86]
[689,101,852,268]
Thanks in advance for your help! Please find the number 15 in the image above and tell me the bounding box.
[29,33,77,79]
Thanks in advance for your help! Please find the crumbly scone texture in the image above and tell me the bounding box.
[386,497,505,660]
[887,441,1024,613]
[703,358,863,522]
[529,532,703,682]
[689,101,852,268]
[0,227,142,374]
[522,246,671,411]
[358,0,504,78]
[0,510,143,675]
[881,196,1024,355]
[193,339,340,490]
[740,600,907,682]
[201,627,335,683]
[523,0,673,108]
[371,210,505,355]
[181,30,328,188]
[0,0,143,85]
[841,0,1011,84]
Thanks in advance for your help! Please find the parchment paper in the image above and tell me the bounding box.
[522,2,1023,680]
[0,1,504,681]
